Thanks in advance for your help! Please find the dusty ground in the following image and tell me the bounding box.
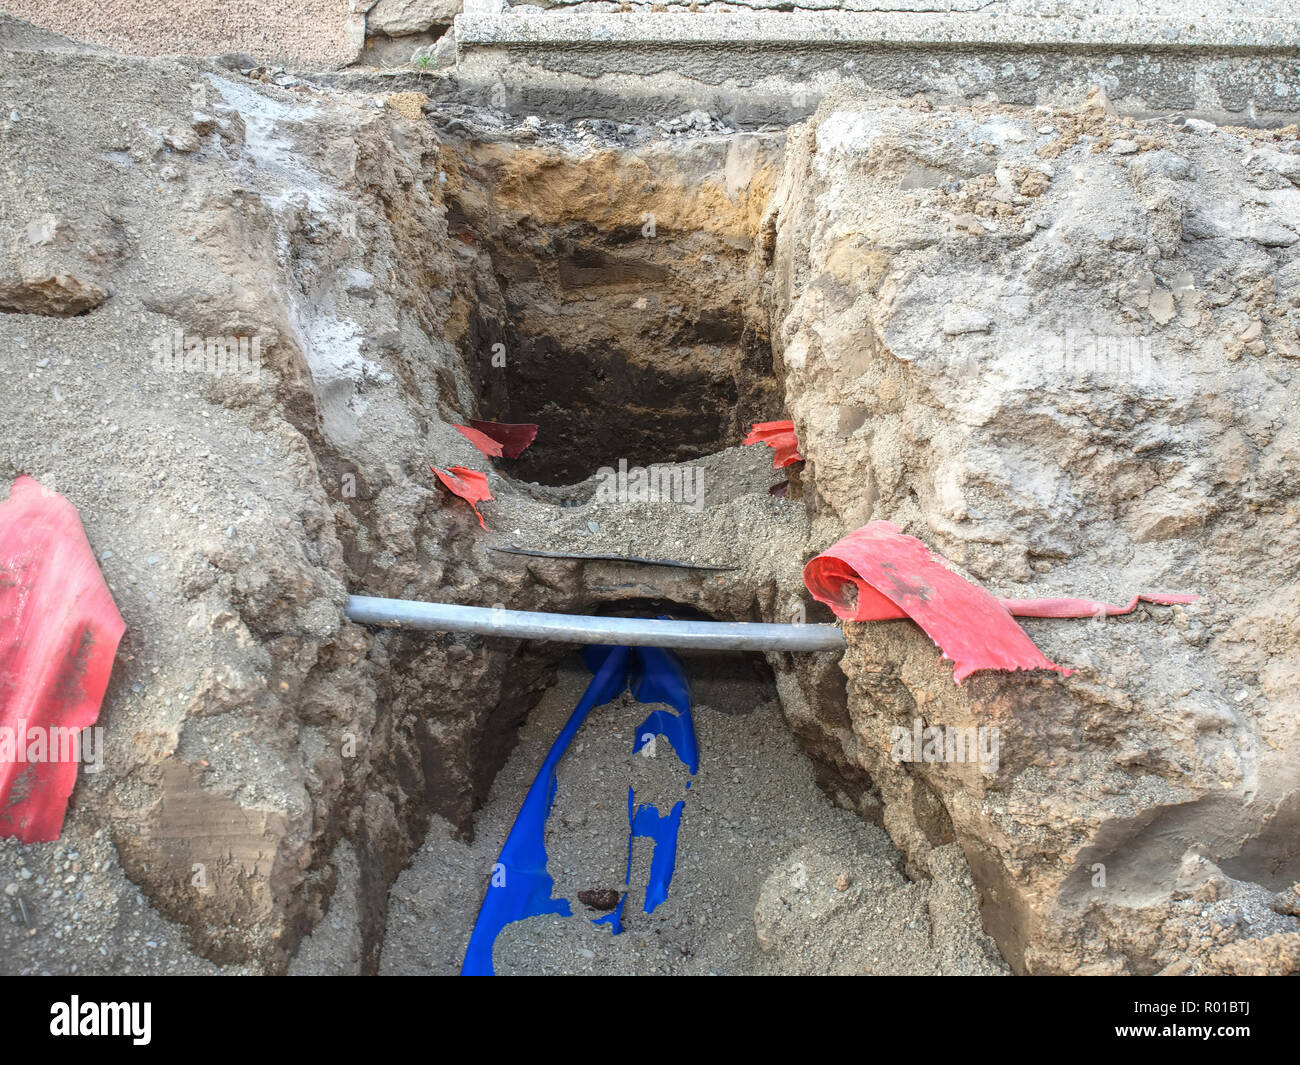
[370,655,1007,975]
[1,824,249,975]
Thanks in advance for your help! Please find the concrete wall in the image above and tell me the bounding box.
[450,1,1300,125]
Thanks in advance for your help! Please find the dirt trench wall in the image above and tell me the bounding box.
[769,91,1300,974]
[440,130,784,483]
[0,47,806,970]
[0,50,490,968]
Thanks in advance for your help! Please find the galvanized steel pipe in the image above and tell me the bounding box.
[345,595,845,652]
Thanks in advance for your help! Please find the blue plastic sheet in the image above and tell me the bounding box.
[629,792,688,914]
[460,645,632,975]
[630,646,698,774]
[461,642,698,975]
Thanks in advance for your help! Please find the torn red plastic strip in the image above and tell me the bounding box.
[803,522,1198,684]
[0,476,125,842]
[743,420,804,469]
[806,587,1199,622]
[744,421,794,441]
[454,425,505,459]
[996,594,1199,617]
[468,421,538,460]
[769,440,803,469]
[804,521,1068,684]
[430,465,494,530]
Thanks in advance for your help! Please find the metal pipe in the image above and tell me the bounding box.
[345,595,846,652]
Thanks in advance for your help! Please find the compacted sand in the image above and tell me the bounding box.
[372,653,1009,976]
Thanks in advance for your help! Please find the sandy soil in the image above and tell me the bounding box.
[370,653,1009,975]
[492,444,808,568]
[0,823,248,976]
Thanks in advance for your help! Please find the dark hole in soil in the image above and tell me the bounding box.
[466,224,780,487]
[475,329,777,486]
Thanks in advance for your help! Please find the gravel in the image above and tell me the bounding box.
[0,821,249,976]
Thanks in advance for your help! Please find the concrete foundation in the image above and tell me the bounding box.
[452,3,1300,124]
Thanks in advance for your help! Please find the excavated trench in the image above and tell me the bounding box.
[0,61,1018,972]
[458,211,780,484]
[440,148,843,814]
[470,235,776,485]
[7,50,1293,976]
[277,128,1001,975]
[302,136,887,972]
